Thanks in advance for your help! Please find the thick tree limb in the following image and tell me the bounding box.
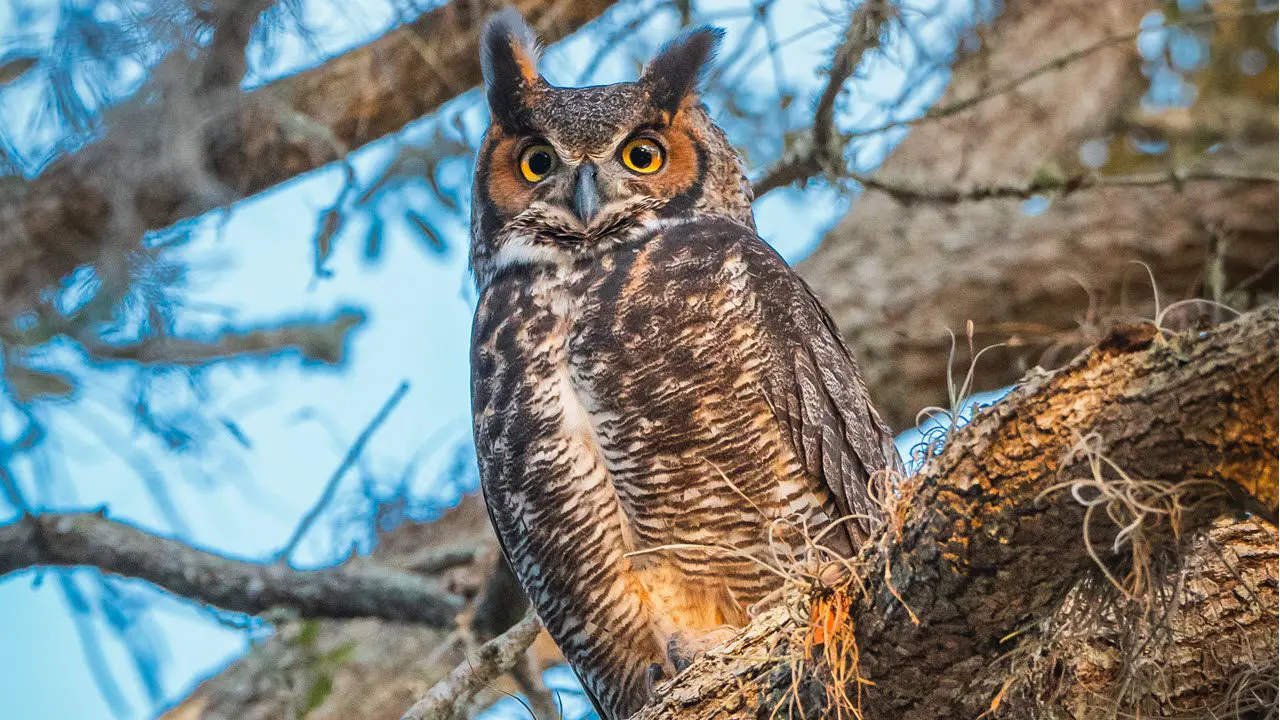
[0,0,619,320]
[635,307,1278,719]
[0,512,464,627]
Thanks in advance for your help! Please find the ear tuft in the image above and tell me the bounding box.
[641,26,724,116]
[480,9,544,131]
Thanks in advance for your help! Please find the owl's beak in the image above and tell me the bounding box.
[573,163,601,225]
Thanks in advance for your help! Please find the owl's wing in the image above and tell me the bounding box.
[477,479,613,720]
[740,232,903,541]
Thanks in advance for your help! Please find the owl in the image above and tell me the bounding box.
[469,10,900,719]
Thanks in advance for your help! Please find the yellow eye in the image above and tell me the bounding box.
[519,144,557,183]
[620,138,664,174]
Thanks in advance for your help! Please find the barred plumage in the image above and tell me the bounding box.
[469,12,899,718]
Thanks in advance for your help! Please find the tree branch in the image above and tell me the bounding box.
[752,0,895,197]
[849,166,1279,204]
[400,608,544,720]
[277,380,411,561]
[197,0,275,92]
[80,309,366,366]
[636,306,1277,719]
[811,0,894,154]
[840,5,1276,145]
[843,307,1277,717]
[752,5,1278,197]
[0,0,620,320]
[158,495,561,720]
[0,512,464,627]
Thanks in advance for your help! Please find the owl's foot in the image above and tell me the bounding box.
[666,627,739,674]
[644,662,668,701]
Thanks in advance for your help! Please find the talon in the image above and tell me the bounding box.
[666,636,694,673]
[645,662,667,697]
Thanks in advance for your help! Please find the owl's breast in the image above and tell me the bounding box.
[564,233,843,591]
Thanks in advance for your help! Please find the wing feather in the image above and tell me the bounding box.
[740,232,902,543]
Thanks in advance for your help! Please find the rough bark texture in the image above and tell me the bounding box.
[798,0,1279,428]
[634,306,1278,719]
[0,0,618,320]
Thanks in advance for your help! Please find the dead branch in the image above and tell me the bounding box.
[752,0,895,196]
[400,608,544,720]
[635,305,1277,719]
[812,0,894,156]
[850,166,1278,204]
[79,309,366,366]
[0,512,464,627]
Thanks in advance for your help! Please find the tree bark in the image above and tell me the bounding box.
[633,306,1278,719]
[798,0,1278,429]
[0,0,619,321]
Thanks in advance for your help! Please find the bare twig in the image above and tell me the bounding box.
[812,0,894,154]
[851,167,1279,204]
[0,512,464,626]
[753,0,896,196]
[400,608,544,720]
[277,380,411,562]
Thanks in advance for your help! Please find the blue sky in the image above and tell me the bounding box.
[0,0,974,717]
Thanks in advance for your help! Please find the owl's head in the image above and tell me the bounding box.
[469,10,754,287]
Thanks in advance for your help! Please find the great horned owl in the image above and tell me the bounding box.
[469,11,900,719]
